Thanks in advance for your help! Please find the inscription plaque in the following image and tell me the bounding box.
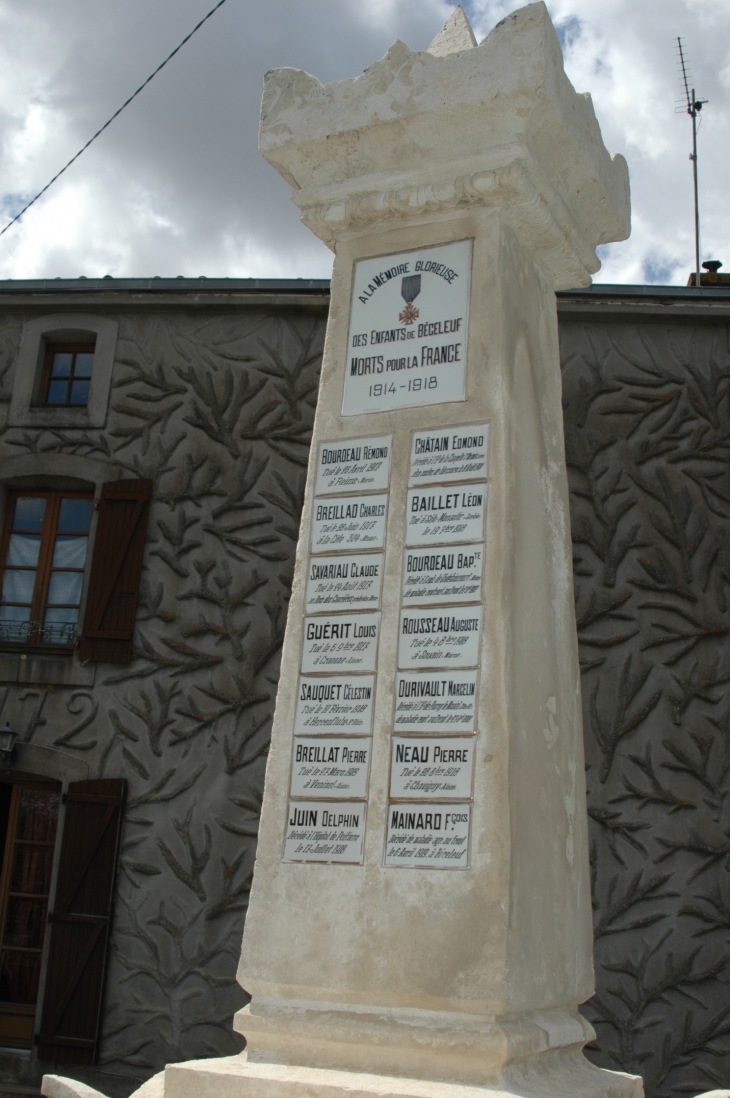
[311,494,388,553]
[305,552,384,614]
[409,423,489,486]
[315,435,392,495]
[343,240,472,416]
[398,607,482,669]
[290,737,371,799]
[284,800,366,864]
[401,545,483,606]
[294,674,375,736]
[384,803,470,869]
[394,670,477,733]
[406,484,487,547]
[301,612,380,673]
[390,737,475,800]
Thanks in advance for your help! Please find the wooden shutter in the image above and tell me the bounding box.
[37,779,126,1065]
[79,479,152,664]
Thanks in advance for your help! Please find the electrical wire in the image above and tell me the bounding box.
[0,0,231,240]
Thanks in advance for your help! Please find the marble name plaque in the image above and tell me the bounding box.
[284,801,366,864]
[290,737,371,799]
[343,239,472,416]
[294,675,376,736]
[384,803,470,869]
[398,607,482,669]
[305,552,384,614]
[405,484,487,547]
[301,612,380,673]
[394,670,478,733]
[409,423,490,486]
[401,545,483,606]
[312,494,388,553]
[315,435,392,495]
[389,737,475,800]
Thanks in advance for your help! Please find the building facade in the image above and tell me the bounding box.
[0,278,726,1098]
[560,284,730,1098]
[0,278,327,1097]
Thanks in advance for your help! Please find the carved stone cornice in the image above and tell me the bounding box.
[260,2,630,289]
[296,159,600,291]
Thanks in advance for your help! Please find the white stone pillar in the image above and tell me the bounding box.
[165,5,641,1098]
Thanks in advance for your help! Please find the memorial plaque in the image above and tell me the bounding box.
[394,670,478,733]
[305,553,384,614]
[315,436,392,495]
[294,674,376,736]
[398,607,482,670]
[401,545,483,606]
[290,737,371,799]
[384,803,471,869]
[312,494,388,553]
[284,801,366,864]
[406,484,487,547]
[389,737,475,800]
[409,423,490,486]
[301,612,381,673]
[342,240,472,416]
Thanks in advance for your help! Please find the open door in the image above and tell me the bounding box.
[37,779,126,1064]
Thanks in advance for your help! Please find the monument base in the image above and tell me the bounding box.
[157,1003,641,1098]
[163,1051,640,1098]
[233,1002,622,1087]
[42,1004,641,1098]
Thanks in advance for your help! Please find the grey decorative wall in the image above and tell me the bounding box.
[560,315,730,1098]
[1,291,727,1098]
[0,301,325,1093]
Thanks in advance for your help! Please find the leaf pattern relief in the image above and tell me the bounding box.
[561,317,730,1097]
[0,306,326,1085]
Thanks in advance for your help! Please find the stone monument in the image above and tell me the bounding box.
[45,5,642,1098]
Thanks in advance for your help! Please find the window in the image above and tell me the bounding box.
[0,491,93,648]
[0,781,60,1048]
[41,342,95,407]
[9,313,117,429]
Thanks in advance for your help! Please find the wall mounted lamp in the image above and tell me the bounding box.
[0,723,17,767]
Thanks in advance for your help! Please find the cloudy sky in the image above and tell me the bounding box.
[0,0,727,285]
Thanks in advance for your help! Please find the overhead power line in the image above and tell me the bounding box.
[0,0,231,240]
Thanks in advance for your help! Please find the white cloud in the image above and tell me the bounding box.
[0,0,727,285]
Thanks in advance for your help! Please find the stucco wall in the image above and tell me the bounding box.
[560,310,730,1098]
[1,289,727,1098]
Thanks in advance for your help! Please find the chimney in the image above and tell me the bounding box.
[688,259,730,286]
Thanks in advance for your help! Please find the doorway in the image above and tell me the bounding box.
[0,781,61,1048]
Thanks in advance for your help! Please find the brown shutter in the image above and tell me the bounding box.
[79,479,152,664]
[37,781,125,1062]
[37,779,126,1065]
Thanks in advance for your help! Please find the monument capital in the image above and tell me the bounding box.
[259,1,629,289]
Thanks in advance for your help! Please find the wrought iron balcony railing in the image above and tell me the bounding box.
[0,619,76,647]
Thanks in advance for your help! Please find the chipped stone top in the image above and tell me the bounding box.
[427,5,476,56]
[259,1,630,288]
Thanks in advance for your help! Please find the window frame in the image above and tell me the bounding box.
[40,341,96,409]
[8,313,118,430]
[0,489,94,654]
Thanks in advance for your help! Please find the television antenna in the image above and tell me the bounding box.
[675,37,707,288]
